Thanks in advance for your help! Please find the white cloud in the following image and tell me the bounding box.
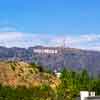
[80,34,100,42]
[0,26,17,32]
[0,32,23,40]
[0,32,100,51]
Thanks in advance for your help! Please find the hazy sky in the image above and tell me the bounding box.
[0,0,100,50]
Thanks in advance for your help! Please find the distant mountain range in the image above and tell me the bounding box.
[0,46,100,74]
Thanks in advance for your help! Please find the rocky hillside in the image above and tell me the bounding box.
[0,46,100,74]
[0,61,60,88]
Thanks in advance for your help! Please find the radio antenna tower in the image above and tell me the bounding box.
[62,37,66,49]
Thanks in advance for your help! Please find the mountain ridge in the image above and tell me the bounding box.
[0,46,100,74]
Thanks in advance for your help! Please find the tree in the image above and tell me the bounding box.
[79,69,90,91]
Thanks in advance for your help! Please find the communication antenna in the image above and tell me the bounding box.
[61,37,66,49]
[61,37,67,68]
[63,38,66,49]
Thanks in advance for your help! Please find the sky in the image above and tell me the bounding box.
[0,0,100,50]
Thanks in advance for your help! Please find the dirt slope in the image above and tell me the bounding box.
[0,61,60,88]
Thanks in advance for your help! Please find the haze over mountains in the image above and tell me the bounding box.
[0,46,100,74]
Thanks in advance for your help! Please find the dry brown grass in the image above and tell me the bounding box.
[0,61,61,89]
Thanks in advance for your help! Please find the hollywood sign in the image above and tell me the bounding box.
[33,49,58,54]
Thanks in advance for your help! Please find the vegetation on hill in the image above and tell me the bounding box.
[0,61,100,100]
[0,61,60,88]
[57,68,100,100]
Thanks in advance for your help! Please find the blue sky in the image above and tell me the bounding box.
[0,0,100,50]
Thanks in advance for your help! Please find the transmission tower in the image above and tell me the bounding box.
[61,37,66,68]
[62,38,66,49]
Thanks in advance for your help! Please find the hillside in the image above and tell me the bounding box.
[0,61,60,88]
[0,46,100,74]
[0,61,100,100]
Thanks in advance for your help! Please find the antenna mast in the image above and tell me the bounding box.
[62,37,66,49]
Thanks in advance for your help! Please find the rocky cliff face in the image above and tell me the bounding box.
[0,46,100,74]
